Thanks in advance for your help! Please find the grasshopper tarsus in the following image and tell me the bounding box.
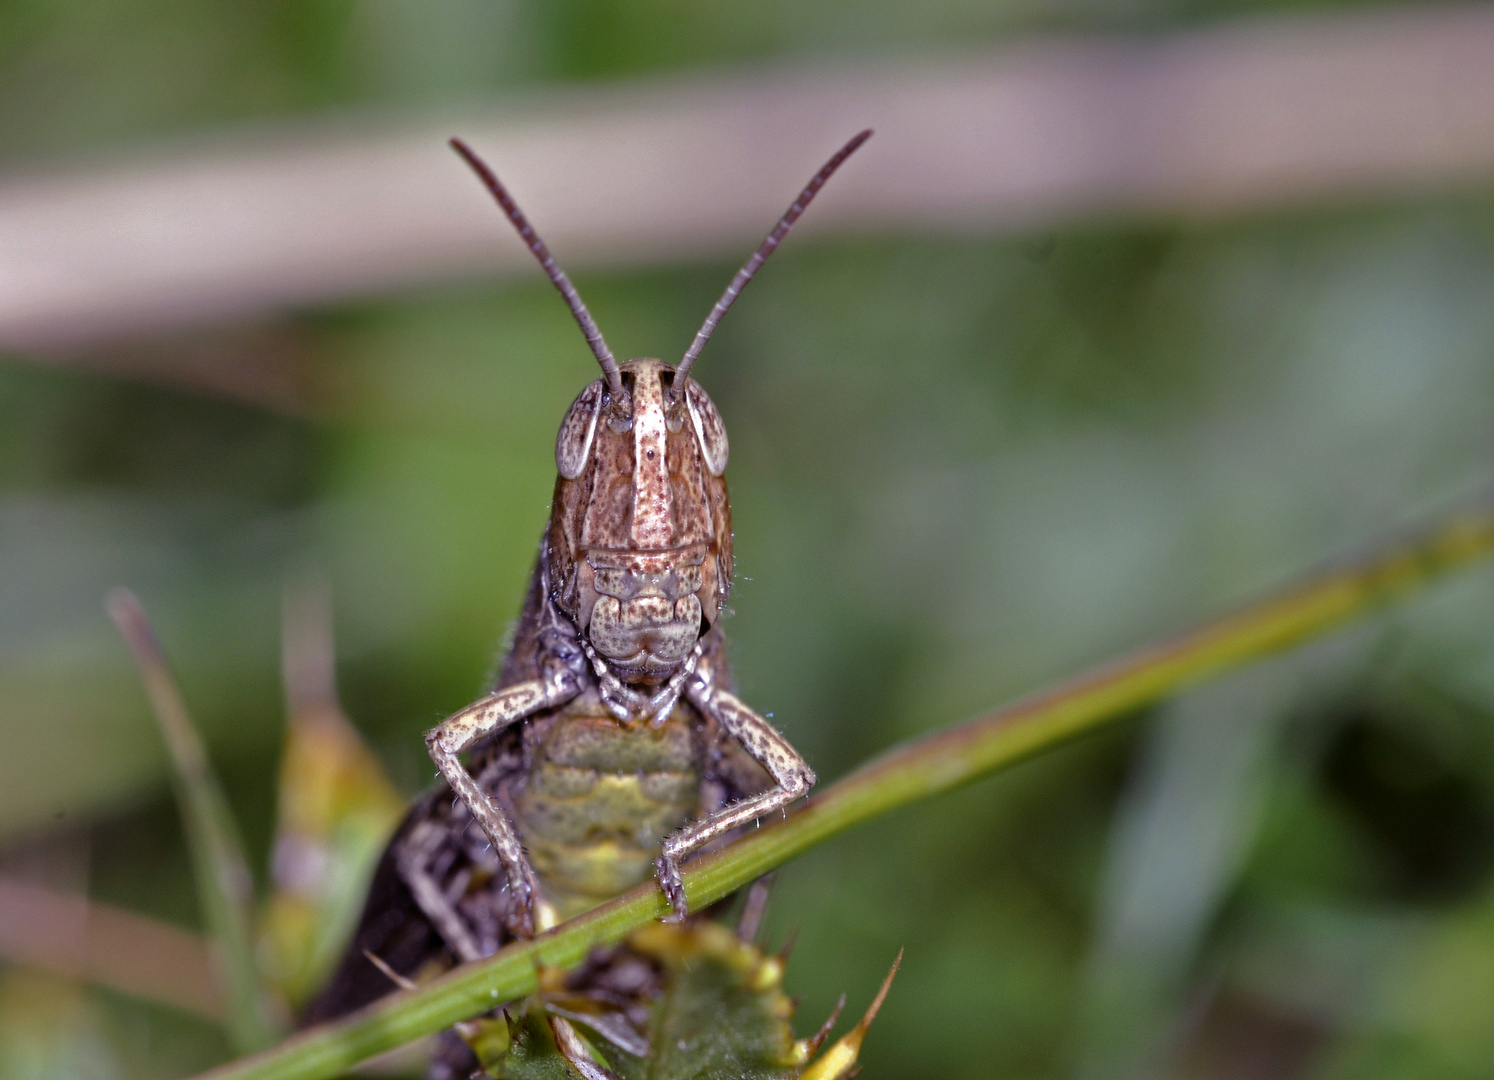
[503,881,536,941]
[655,854,691,923]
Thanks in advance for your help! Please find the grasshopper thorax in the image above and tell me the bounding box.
[548,359,733,687]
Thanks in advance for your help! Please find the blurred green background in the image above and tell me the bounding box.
[5,1,1494,1078]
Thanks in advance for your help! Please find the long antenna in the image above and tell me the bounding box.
[674,128,873,393]
[450,137,625,399]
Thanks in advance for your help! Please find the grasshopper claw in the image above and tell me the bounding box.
[655,854,689,922]
[505,894,535,939]
[504,864,542,939]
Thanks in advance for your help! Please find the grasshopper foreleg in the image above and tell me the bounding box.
[425,671,580,938]
[656,680,816,920]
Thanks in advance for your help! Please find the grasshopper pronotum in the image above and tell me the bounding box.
[307,132,872,1070]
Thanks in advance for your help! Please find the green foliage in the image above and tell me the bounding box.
[613,924,803,1080]
[467,922,813,1080]
[473,1012,571,1080]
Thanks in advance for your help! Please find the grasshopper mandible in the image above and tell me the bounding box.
[306,129,872,1025]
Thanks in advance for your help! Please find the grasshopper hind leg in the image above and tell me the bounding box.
[395,819,486,964]
[396,746,544,963]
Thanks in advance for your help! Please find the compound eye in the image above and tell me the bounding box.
[556,379,604,479]
[684,380,728,476]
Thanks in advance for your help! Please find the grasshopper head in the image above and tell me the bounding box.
[548,358,732,684]
[449,130,870,685]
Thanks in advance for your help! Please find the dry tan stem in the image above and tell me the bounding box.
[3,4,1494,349]
[0,876,222,1020]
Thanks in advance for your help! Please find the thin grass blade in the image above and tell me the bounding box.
[108,589,286,1051]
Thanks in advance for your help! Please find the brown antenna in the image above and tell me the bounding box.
[450,137,625,399]
[674,128,873,394]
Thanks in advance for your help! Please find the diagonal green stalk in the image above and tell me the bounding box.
[192,504,1494,1080]
[109,590,286,1052]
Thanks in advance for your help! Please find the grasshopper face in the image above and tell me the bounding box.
[549,358,732,684]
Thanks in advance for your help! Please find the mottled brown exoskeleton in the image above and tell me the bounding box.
[307,132,872,1049]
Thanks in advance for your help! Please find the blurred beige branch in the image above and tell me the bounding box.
[2,2,1493,350]
[0,876,222,1020]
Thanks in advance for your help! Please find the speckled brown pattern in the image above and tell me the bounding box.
[548,359,731,680]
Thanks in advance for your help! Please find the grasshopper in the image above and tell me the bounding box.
[306,131,872,1041]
